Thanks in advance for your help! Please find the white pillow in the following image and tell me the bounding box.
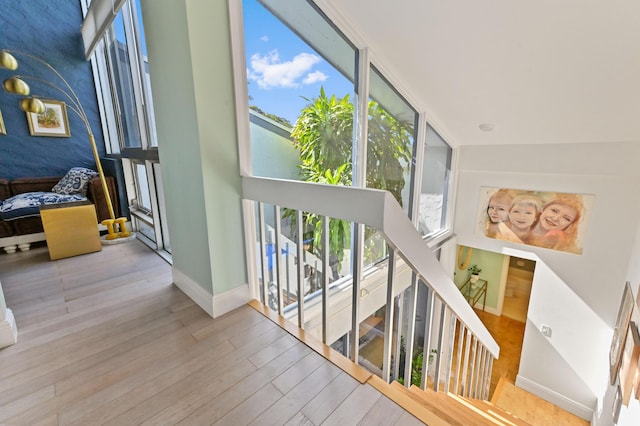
[51,167,98,196]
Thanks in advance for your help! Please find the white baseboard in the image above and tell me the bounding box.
[0,308,18,349]
[172,267,250,318]
[515,374,593,421]
[172,268,214,317]
[212,283,250,318]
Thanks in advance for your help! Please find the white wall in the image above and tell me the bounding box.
[454,142,640,422]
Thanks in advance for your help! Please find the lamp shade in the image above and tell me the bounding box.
[0,50,18,70]
[3,77,30,95]
[19,97,46,114]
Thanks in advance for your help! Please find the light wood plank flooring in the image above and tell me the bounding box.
[0,241,422,425]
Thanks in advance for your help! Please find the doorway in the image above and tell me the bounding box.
[501,256,535,323]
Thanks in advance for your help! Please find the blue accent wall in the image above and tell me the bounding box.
[0,0,105,179]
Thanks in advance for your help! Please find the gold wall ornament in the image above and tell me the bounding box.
[457,245,473,270]
[3,77,30,95]
[0,50,18,70]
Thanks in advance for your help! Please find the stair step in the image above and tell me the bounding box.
[458,395,530,426]
[491,377,590,426]
[398,383,509,425]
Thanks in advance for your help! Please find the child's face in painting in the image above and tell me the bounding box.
[509,203,537,231]
[487,196,510,223]
[539,204,577,232]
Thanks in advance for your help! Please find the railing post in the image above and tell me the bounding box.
[469,337,478,398]
[258,202,268,306]
[454,323,465,395]
[393,291,404,382]
[296,210,305,328]
[321,216,329,344]
[349,222,364,363]
[274,205,283,314]
[403,273,418,387]
[381,248,397,382]
[420,285,434,389]
[433,301,446,392]
[444,312,457,394]
[462,329,472,397]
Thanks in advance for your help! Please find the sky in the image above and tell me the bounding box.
[242,0,353,125]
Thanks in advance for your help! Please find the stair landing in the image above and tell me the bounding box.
[491,377,590,426]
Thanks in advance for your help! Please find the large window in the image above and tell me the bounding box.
[83,0,170,257]
[242,0,357,184]
[241,0,453,275]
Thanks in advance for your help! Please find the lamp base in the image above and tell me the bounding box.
[101,232,136,245]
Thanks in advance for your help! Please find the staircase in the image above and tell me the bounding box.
[386,377,590,425]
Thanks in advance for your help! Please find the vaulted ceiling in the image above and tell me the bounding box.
[322,0,640,147]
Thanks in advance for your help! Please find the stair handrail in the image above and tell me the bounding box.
[242,176,499,357]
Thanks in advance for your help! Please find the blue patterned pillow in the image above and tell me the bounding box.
[0,192,87,220]
[52,167,98,196]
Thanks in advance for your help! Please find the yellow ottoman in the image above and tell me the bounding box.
[40,201,102,260]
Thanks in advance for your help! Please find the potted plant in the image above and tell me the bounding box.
[468,264,482,284]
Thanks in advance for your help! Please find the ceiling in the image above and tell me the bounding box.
[321,0,640,147]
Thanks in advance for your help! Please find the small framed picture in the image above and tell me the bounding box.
[610,282,635,385]
[0,109,6,135]
[613,383,622,424]
[26,99,70,137]
[619,321,640,405]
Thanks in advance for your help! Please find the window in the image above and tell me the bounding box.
[416,125,452,238]
[242,0,357,183]
[83,0,170,256]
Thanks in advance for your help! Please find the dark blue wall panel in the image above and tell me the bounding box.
[0,0,105,179]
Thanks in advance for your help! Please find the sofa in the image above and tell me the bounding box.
[0,171,119,253]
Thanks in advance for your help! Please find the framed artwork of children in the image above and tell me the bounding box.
[475,186,595,254]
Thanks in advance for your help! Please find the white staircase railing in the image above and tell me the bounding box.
[242,176,499,399]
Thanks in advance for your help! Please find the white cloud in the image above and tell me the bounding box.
[260,35,269,42]
[303,70,328,85]
[247,49,324,89]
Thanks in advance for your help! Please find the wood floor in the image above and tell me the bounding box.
[0,240,423,425]
[475,309,526,398]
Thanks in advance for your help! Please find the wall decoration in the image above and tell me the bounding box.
[475,186,594,254]
[610,282,635,385]
[619,321,640,405]
[26,99,70,137]
[613,383,622,424]
[0,109,5,135]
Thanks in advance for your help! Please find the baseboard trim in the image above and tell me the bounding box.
[515,374,593,420]
[212,283,250,318]
[172,268,214,317]
[172,268,250,318]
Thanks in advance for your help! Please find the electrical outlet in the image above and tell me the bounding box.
[541,325,552,338]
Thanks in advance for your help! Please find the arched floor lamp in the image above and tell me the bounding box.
[0,49,130,241]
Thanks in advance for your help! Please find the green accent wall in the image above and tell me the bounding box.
[454,246,505,311]
[140,0,246,297]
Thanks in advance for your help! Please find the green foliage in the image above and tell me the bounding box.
[366,102,413,205]
[468,264,482,275]
[397,347,438,387]
[289,87,413,272]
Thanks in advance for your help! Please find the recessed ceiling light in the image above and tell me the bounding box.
[478,123,494,132]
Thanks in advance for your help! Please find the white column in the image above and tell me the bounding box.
[0,280,18,348]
